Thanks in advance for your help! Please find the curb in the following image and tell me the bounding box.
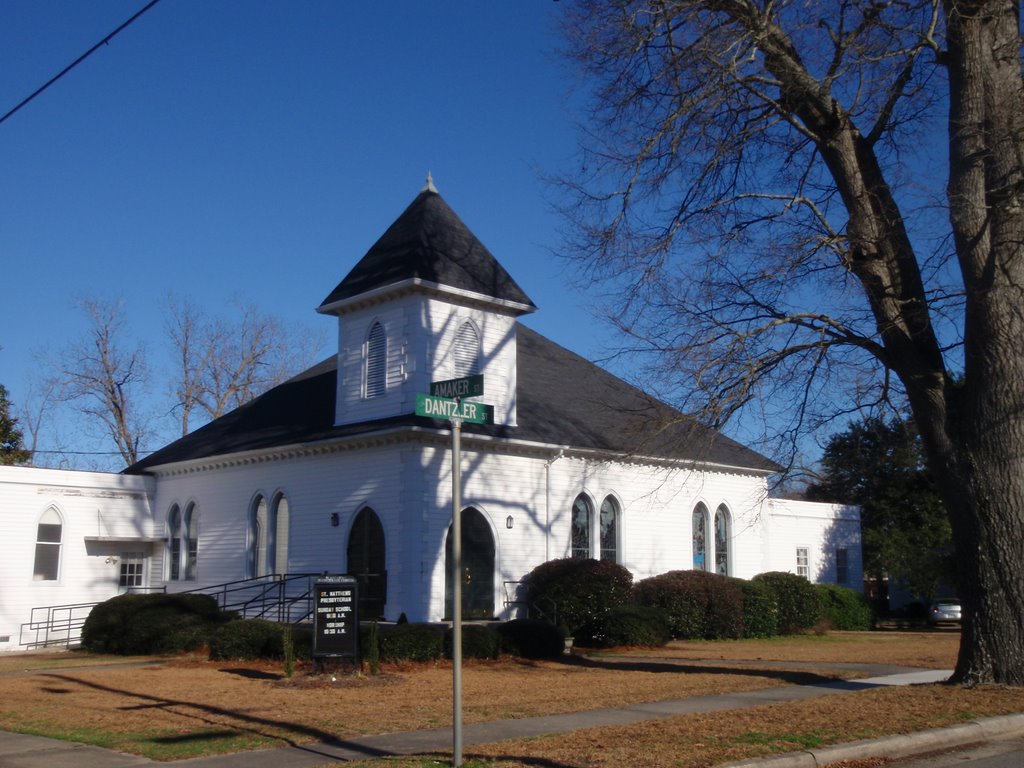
[720,712,1024,767]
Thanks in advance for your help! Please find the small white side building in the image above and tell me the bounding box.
[1,186,862,649]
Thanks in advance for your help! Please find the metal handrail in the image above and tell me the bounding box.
[19,602,98,649]
[19,573,322,649]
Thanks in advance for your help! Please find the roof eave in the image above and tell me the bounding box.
[316,277,537,317]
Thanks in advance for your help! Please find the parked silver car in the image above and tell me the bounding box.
[927,598,961,625]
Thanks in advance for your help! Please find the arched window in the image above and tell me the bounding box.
[365,321,387,398]
[600,496,619,563]
[714,505,731,576]
[248,495,268,578]
[452,321,481,377]
[571,494,593,558]
[33,507,63,581]
[183,502,199,581]
[692,503,709,571]
[445,507,495,619]
[347,507,387,619]
[167,505,182,581]
[272,494,290,575]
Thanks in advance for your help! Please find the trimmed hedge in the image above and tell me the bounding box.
[445,624,501,660]
[735,577,779,638]
[632,570,744,640]
[82,593,228,655]
[815,584,873,630]
[208,619,309,661]
[576,606,671,648]
[379,623,445,662]
[496,619,566,659]
[525,558,633,635]
[752,572,822,634]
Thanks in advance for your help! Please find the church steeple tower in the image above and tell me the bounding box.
[318,183,536,428]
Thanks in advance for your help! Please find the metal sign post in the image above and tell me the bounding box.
[451,409,463,767]
[415,375,491,768]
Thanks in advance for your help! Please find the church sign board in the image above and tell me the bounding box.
[313,575,359,662]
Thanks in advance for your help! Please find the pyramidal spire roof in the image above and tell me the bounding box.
[318,181,537,314]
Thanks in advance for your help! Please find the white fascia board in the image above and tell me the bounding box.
[316,278,536,317]
[139,424,775,479]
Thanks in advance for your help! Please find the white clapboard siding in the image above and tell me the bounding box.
[0,466,155,650]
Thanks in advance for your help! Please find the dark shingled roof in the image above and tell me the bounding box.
[318,190,536,312]
[125,323,779,474]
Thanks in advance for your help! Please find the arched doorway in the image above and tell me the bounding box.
[445,507,495,619]
[347,507,387,619]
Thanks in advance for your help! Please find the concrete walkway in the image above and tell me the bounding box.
[1,666,1022,768]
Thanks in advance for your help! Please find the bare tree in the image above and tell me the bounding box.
[60,298,151,467]
[16,374,61,466]
[559,1,1024,685]
[168,297,325,436]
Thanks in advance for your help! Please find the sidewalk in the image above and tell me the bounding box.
[1,667,1022,768]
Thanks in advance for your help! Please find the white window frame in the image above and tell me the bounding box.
[119,552,146,589]
[692,502,710,571]
[714,504,731,576]
[796,547,810,579]
[599,495,620,563]
[33,507,63,582]
[571,493,593,558]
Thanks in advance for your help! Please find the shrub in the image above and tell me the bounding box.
[815,584,873,631]
[209,619,284,660]
[524,558,633,635]
[576,606,671,648]
[445,624,501,660]
[633,570,744,640]
[735,578,779,638]
[496,619,566,659]
[82,593,227,655]
[752,572,823,634]
[378,623,445,662]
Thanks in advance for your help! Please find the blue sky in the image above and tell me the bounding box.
[1,1,612,468]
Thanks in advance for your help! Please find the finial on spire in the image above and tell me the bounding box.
[422,171,438,193]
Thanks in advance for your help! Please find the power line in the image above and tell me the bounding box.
[0,0,164,127]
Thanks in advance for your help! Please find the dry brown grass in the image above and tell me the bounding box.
[0,631,1020,766]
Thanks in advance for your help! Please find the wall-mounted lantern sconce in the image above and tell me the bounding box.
[506,515,514,530]
[330,513,340,527]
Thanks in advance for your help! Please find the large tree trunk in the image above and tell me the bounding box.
[940,0,1024,685]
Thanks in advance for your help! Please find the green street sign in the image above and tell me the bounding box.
[430,374,484,399]
[416,394,494,425]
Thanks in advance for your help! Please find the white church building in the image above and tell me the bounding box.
[1,185,861,649]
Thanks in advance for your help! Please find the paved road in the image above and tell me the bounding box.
[888,736,1024,768]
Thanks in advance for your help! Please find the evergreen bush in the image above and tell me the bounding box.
[752,572,823,633]
[496,619,566,659]
[378,623,445,662]
[82,593,227,655]
[633,570,744,639]
[815,584,873,630]
[209,618,284,660]
[576,605,671,648]
[445,624,501,659]
[735,577,779,637]
[524,558,633,635]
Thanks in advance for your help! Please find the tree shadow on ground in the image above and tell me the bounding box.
[43,673,391,760]
[560,654,852,687]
